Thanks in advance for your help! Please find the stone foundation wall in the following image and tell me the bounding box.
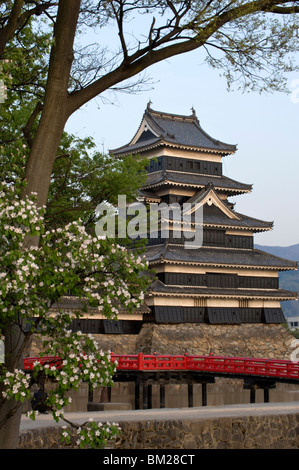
[26,323,298,360]
[92,323,298,360]
[18,411,299,449]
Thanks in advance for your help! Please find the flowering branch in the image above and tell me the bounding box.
[0,155,150,447]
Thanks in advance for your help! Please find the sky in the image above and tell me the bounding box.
[65,47,299,248]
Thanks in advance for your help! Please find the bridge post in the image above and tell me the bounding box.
[135,379,140,410]
[244,379,276,404]
[148,384,152,409]
[142,382,148,409]
[250,387,256,404]
[188,384,193,407]
[160,384,165,408]
[202,382,207,406]
[244,381,257,403]
[88,388,94,404]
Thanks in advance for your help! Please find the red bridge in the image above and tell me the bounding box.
[112,353,299,379]
[24,354,299,409]
[24,353,299,379]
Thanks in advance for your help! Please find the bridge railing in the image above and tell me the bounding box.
[185,355,299,378]
[23,356,63,370]
[111,354,189,370]
[23,354,299,379]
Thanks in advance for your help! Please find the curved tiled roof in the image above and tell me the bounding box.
[142,170,252,195]
[110,106,237,156]
[145,244,298,271]
[199,203,273,231]
[149,279,297,300]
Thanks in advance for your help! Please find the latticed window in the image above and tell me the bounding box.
[239,299,249,308]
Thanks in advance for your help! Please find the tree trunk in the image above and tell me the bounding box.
[23,0,81,209]
[0,0,81,449]
[0,400,23,449]
[24,103,69,208]
[0,323,26,449]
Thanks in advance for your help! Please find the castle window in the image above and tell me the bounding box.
[194,298,207,307]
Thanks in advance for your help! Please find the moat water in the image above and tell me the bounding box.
[63,382,299,412]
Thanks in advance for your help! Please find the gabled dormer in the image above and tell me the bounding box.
[184,184,240,221]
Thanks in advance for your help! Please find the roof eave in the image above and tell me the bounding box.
[110,139,236,157]
[147,283,298,300]
[142,179,252,195]
[147,258,298,271]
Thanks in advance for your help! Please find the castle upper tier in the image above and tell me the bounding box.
[109,103,298,327]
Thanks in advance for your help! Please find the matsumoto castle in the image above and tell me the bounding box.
[54,104,298,335]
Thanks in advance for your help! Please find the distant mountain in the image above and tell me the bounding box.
[255,243,299,262]
[255,244,299,318]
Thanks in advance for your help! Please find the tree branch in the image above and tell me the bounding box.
[261,5,299,14]
[0,0,23,57]
[112,1,128,61]
[67,0,299,116]
[0,1,58,58]
[22,101,43,149]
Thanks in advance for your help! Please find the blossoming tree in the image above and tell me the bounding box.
[2,0,299,449]
[0,147,150,448]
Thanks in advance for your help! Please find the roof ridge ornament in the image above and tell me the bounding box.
[191,106,199,123]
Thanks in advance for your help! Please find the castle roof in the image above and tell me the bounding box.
[145,244,298,271]
[142,170,252,195]
[154,184,273,232]
[50,296,151,314]
[149,279,297,301]
[110,104,237,156]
